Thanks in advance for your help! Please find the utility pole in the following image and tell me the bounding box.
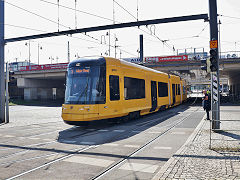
[114,34,118,58]
[67,41,70,63]
[38,43,42,65]
[0,0,5,123]
[209,0,220,129]
[5,63,9,123]
[140,34,143,62]
[106,31,111,57]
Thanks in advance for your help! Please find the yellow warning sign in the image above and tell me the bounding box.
[210,40,218,49]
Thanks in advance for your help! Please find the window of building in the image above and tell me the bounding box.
[158,82,168,97]
[109,75,120,101]
[124,77,145,100]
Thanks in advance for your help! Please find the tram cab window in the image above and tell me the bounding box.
[158,82,168,97]
[109,75,120,101]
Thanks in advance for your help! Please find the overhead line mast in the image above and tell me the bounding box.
[0,0,208,123]
[5,14,208,43]
[0,0,4,123]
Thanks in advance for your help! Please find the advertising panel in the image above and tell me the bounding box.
[19,63,69,71]
[145,55,188,63]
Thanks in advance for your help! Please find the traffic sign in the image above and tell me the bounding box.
[210,40,218,49]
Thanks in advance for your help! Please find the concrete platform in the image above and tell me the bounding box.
[153,104,240,179]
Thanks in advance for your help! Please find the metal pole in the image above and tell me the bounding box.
[28,40,31,66]
[114,34,118,58]
[38,43,40,65]
[218,20,221,60]
[5,63,9,123]
[108,30,111,57]
[0,0,5,123]
[140,34,143,62]
[67,41,70,63]
[209,0,220,129]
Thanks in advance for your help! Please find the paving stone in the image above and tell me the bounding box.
[154,105,240,179]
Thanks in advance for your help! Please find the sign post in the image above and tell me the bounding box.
[0,0,5,123]
[5,63,9,123]
[209,0,220,130]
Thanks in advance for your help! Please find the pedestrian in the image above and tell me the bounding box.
[202,90,211,120]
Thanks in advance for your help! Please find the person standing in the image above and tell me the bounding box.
[203,90,211,120]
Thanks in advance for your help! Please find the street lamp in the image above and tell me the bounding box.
[114,34,118,58]
[106,31,111,56]
[38,43,42,65]
[49,56,54,64]
[101,35,106,44]
[25,40,31,66]
[75,54,80,59]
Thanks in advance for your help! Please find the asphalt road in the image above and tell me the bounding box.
[0,103,205,180]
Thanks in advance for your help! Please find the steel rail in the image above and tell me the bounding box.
[91,107,201,180]
[3,107,183,179]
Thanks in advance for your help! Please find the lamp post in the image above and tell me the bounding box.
[25,40,31,66]
[49,56,54,64]
[38,43,42,65]
[106,31,111,56]
[114,34,118,58]
[75,54,80,59]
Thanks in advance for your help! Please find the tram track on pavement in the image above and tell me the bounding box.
[3,106,199,180]
[0,127,104,160]
[91,107,201,180]
[0,120,63,130]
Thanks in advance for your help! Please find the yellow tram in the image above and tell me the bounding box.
[62,57,187,125]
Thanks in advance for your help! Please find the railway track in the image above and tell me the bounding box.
[2,106,201,180]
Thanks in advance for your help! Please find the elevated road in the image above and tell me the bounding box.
[11,57,240,101]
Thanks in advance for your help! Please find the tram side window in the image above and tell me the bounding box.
[175,84,177,95]
[109,75,120,101]
[124,77,145,100]
[177,84,181,95]
[158,82,168,97]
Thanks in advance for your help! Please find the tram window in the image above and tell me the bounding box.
[124,77,145,100]
[158,82,168,97]
[177,84,181,95]
[109,75,120,101]
[175,84,177,95]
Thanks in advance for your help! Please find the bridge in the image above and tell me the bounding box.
[11,57,240,101]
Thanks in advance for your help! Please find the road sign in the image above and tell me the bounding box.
[210,40,218,49]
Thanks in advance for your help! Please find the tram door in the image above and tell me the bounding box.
[172,84,176,105]
[150,81,157,112]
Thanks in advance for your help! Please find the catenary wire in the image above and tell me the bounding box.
[113,0,174,51]
[5,1,71,30]
[40,0,174,52]
[5,2,137,57]
[39,0,113,22]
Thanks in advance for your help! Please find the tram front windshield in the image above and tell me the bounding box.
[65,65,106,104]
